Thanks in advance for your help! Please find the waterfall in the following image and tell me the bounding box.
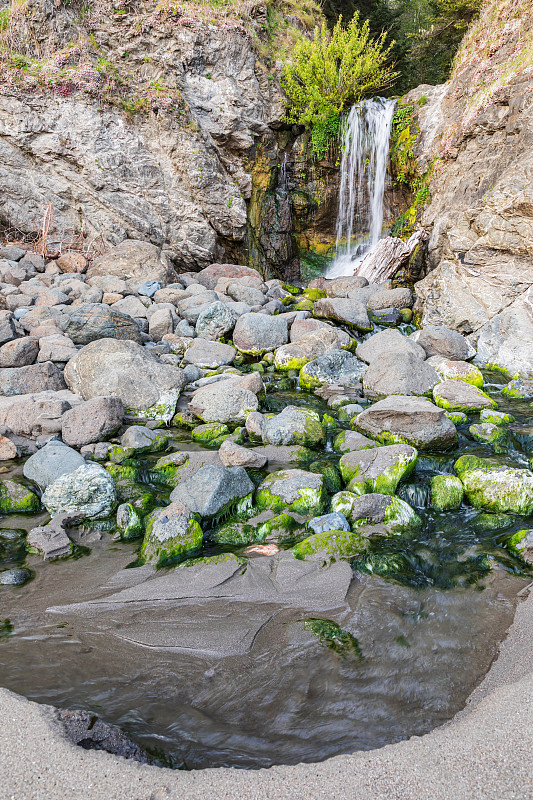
[327,97,396,278]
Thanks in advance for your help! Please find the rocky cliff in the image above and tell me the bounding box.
[412,0,533,377]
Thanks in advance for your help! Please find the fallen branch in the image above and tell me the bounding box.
[354,229,428,283]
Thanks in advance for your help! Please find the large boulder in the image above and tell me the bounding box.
[64,304,142,345]
[335,492,421,533]
[183,339,236,368]
[188,383,258,424]
[170,464,254,517]
[362,351,440,397]
[61,396,124,448]
[262,406,325,448]
[333,430,375,454]
[195,263,262,290]
[140,502,203,566]
[0,479,41,513]
[426,356,484,388]
[233,313,288,355]
[0,361,66,396]
[455,455,533,515]
[23,441,85,489]
[433,380,497,412]
[0,391,78,437]
[195,302,239,340]
[356,328,425,364]
[472,289,533,379]
[64,339,187,423]
[86,240,176,286]
[355,395,458,451]
[339,445,417,495]
[255,469,326,516]
[313,298,372,332]
[274,329,352,371]
[409,326,475,361]
[290,318,351,349]
[42,463,117,519]
[218,439,268,469]
[299,349,366,390]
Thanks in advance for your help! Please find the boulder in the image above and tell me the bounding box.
[339,445,417,495]
[64,339,187,422]
[154,450,223,487]
[333,430,375,454]
[61,396,124,448]
[502,378,533,400]
[227,283,266,306]
[255,469,326,515]
[27,514,76,560]
[218,439,268,469]
[0,361,66,396]
[274,329,352,371]
[472,288,533,378]
[0,390,77,438]
[233,313,288,355]
[23,441,86,489]
[363,351,440,397]
[410,326,475,361]
[356,328,425,364]
[355,395,458,451]
[290,318,351,349]
[188,383,258,424]
[322,276,369,297]
[339,492,421,533]
[426,356,484,388]
[195,301,239,340]
[292,529,368,561]
[64,304,142,345]
[299,349,366,390]
[183,339,236,368]
[430,474,464,511]
[57,252,87,273]
[262,406,325,448]
[140,502,203,566]
[0,436,18,460]
[42,463,117,519]
[175,292,219,324]
[0,311,17,345]
[195,263,262,290]
[0,479,41,513]
[86,240,176,285]
[37,335,77,364]
[170,464,254,517]
[120,425,167,453]
[455,456,533,515]
[313,298,372,332]
[307,512,350,534]
[367,287,413,310]
[433,380,497,412]
[0,336,39,367]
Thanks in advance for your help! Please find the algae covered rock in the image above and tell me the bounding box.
[262,406,325,449]
[0,480,41,513]
[348,493,421,533]
[339,445,417,496]
[506,529,533,563]
[191,422,230,446]
[469,422,506,446]
[479,410,515,426]
[333,430,375,454]
[42,463,117,519]
[116,503,145,541]
[140,501,203,566]
[292,529,368,561]
[426,356,484,388]
[188,383,258,424]
[255,469,326,516]
[501,378,533,400]
[299,349,366,390]
[455,456,533,515]
[355,396,457,451]
[433,380,497,413]
[430,474,464,511]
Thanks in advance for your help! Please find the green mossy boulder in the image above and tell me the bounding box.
[309,460,342,493]
[191,422,230,446]
[255,469,326,516]
[430,474,464,511]
[479,410,515,426]
[458,462,533,515]
[433,381,497,413]
[0,480,41,514]
[292,529,369,561]
[209,521,260,546]
[469,422,506,445]
[140,502,203,566]
[339,445,417,496]
[445,411,468,424]
[116,503,145,541]
[256,512,302,543]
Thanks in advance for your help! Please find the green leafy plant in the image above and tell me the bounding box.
[281,13,397,159]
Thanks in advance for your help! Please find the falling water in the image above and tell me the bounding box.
[327,97,396,278]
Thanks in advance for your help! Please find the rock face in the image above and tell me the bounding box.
[409,3,533,376]
[64,339,187,422]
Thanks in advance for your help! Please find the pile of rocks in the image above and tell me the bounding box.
[0,238,532,580]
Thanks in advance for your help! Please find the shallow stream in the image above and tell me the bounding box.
[0,370,531,770]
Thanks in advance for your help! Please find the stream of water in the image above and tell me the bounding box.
[327,97,396,278]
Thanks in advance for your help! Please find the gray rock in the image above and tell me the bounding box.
[218,439,268,468]
[333,430,375,453]
[176,291,219,324]
[313,298,372,332]
[299,349,366,389]
[245,411,266,440]
[184,339,236,368]
[37,334,77,364]
[111,296,149,319]
[0,336,39,367]
[195,264,263,291]
[433,380,496,412]
[64,338,187,422]
[233,313,288,355]
[367,287,414,310]
[0,391,77,438]
[61,397,124,448]
[0,245,26,261]
[252,445,312,464]
[323,276,369,296]
[195,301,239,340]
[27,514,78,560]
[262,406,325,448]
[42,463,117,519]
[227,283,266,306]
[0,568,31,586]
[120,425,166,452]
[356,328,426,364]
[189,382,258,424]
[410,326,475,361]
[0,311,17,345]
[308,512,350,534]
[182,364,202,383]
[256,469,325,515]
[86,240,176,286]
[0,361,66,396]
[148,307,174,341]
[176,319,196,338]
[290,318,351,348]
[64,304,142,345]
[23,441,86,489]
[138,280,161,298]
[170,464,254,517]
[339,444,418,495]
[355,395,458,451]
[363,351,441,397]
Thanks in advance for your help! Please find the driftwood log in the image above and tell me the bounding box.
[354,229,428,283]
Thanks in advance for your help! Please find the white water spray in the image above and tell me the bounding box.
[327,97,396,278]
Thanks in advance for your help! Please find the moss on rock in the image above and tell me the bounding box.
[430,474,464,511]
[292,529,369,561]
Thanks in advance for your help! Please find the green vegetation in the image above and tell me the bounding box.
[281,14,397,158]
[304,618,364,659]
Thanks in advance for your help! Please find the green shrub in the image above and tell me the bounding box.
[281,14,397,159]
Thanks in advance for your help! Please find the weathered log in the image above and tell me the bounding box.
[354,229,427,283]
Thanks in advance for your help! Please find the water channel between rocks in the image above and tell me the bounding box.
[0,372,531,770]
